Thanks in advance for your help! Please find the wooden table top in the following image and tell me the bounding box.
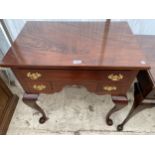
[1,21,149,70]
[136,35,155,79]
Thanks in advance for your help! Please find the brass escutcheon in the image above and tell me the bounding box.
[103,86,117,91]
[27,72,42,80]
[33,84,46,91]
[108,74,123,81]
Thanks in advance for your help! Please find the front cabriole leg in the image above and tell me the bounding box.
[22,93,48,124]
[106,95,128,126]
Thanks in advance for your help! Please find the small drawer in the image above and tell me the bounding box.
[96,82,129,95]
[13,69,45,81]
[21,81,52,94]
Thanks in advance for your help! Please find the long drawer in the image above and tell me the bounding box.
[13,69,137,82]
[12,69,138,95]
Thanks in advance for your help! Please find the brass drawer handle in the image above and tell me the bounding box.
[108,74,123,81]
[27,72,42,80]
[103,86,117,91]
[33,84,46,91]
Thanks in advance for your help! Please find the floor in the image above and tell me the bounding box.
[6,83,155,135]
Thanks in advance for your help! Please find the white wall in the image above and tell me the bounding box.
[127,19,155,35]
[4,19,26,40]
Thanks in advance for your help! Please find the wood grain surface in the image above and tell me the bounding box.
[1,21,149,70]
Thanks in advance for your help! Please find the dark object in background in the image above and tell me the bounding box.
[0,74,18,134]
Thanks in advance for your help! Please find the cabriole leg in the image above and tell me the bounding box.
[117,83,144,131]
[106,96,128,126]
[22,93,48,124]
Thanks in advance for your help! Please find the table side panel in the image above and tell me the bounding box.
[137,70,155,99]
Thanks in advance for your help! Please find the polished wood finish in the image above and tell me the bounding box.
[0,74,19,134]
[1,21,149,69]
[0,21,149,126]
[13,69,138,95]
[13,69,136,81]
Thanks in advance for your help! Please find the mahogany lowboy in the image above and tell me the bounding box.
[0,21,149,127]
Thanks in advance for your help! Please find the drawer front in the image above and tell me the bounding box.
[12,69,138,95]
[19,81,52,94]
[96,82,129,95]
[13,69,137,82]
